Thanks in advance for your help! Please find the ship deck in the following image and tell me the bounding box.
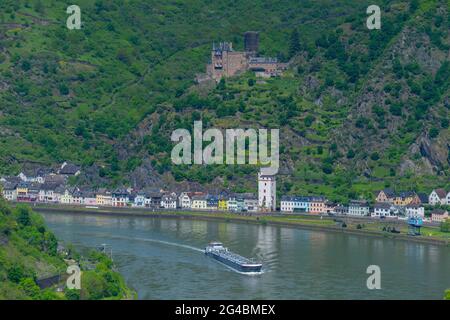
[213,249,260,265]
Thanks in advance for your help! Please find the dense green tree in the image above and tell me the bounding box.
[19,278,41,299]
[440,219,450,233]
[288,29,301,58]
[16,207,31,227]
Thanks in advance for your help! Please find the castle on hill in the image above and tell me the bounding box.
[197,31,287,83]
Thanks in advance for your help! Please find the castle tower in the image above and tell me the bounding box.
[258,171,276,211]
[244,31,259,54]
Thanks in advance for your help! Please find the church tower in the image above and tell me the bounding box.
[258,171,276,211]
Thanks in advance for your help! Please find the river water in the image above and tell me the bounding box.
[40,212,450,300]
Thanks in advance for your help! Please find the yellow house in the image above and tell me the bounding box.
[393,191,419,206]
[16,183,29,200]
[218,198,228,210]
[96,190,112,206]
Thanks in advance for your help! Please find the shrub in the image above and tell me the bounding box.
[19,278,41,299]
[445,289,450,300]
[429,127,439,139]
[65,288,81,300]
[347,149,355,159]
[440,219,450,233]
[370,152,380,161]
[8,265,26,283]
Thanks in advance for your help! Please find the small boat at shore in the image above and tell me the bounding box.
[205,241,262,273]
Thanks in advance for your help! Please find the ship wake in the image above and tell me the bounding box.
[107,235,204,253]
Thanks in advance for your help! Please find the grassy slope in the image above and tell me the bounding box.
[0,0,448,200]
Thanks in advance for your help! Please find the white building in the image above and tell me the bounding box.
[60,188,75,204]
[83,192,97,206]
[429,189,447,205]
[134,193,146,207]
[405,204,425,218]
[72,191,84,205]
[348,200,370,216]
[281,196,295,212]
[161,194,177,209]
[372,202,395,218]
[18,172,45,184]
[191,195,207,210]
[1,182,17,201]
[258,171,276,211]
[38,183,59,203]
[178,192,192,209]
[112,190,129,207]
[227,196,238,211]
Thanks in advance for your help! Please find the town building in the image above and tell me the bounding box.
[375,189,420,206]
[60,188,75,204]
[96,190,112,206]
[161,194,177,209]
[53,186,65,203]
[309,196,326,214]
[133,193,147,207]
[72,190,84,205]
[235,196,245,212]
[38,183,58,203]
[405,204,425,218]
[18,171,45,184]
[227,195,238,211]
[258,171,276,211]
[83,191,97,206]
[431,209,449,223]
[191,195,208,210]
[218,195,228,210]
[242,194,258,212]
[324,201,336,214]
[148,192,162,209]
[59,162,81,176]
[28,183,40,202]
[348,200,370,216]
[280,196,310,213]
[375,189,396,203]
[206,195,219,210]
[334,205,348,215]
[429,189,447,205]
[372,202,395,218]
[1,182,17,201]
[178,192,205,209]
[178,192,192,209]
[417,193,429,205]
[112,189,129,207]
[16,182,29,201]
[393,191,420,206]
[280,196,295,212]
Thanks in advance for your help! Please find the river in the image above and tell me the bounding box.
[40,211,450,300]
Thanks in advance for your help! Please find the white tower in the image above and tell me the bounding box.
[258,171,276,211]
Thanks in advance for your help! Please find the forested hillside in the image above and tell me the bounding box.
[0,198,134,299]
[0,0,449,202]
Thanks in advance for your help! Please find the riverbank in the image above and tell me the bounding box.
[30,203,450,247]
